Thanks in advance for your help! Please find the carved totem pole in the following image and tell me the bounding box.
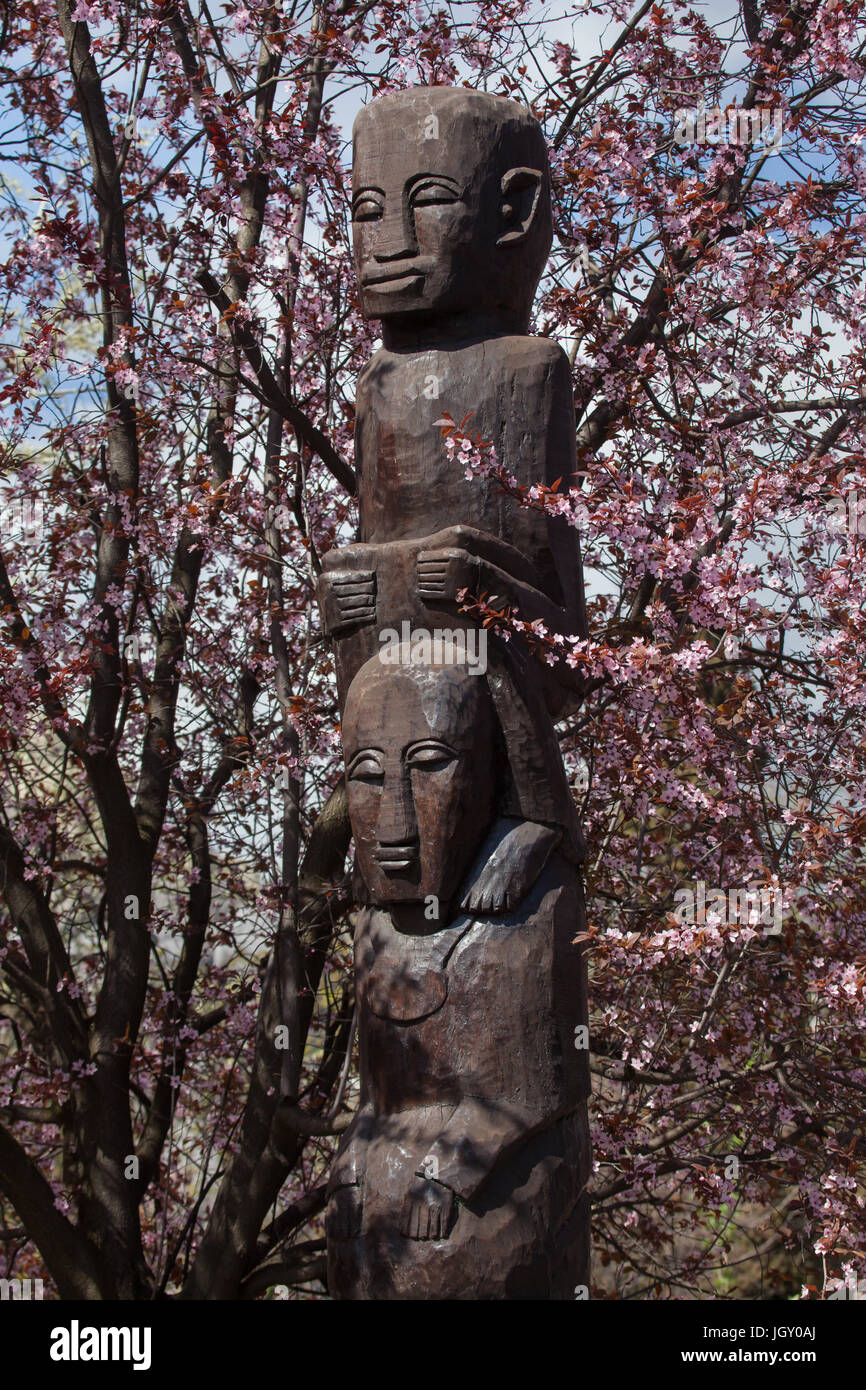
[318,86,591,1300]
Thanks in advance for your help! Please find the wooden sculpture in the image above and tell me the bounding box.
[319,86,591,1300]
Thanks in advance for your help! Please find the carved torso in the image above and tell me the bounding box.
[355,856,587,1121]
[356,335,576,606]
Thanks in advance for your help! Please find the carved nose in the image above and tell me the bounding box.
[373,201,416,262]
[377,771,418,846]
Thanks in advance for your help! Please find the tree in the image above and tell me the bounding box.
[0,0,864,1300]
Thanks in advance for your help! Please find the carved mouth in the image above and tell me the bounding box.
[375,843,420,871]
[361,268,425,292]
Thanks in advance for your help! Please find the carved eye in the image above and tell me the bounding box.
[353,192,384,222]
[406,741,457,771]
[410,180,460,209]
[348,751,384,783]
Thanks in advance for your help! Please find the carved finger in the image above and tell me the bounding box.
[417,548,464,565]
[328,568,376,586]
[409,1203,422,1241]
[335,586,376,601]
[338,594,377,611]
[400,1194,413,1239]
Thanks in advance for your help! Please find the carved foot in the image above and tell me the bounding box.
[460,816,561,914]
[400,1177,456,1241]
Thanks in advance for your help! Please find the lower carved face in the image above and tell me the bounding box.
[343,656,496,910]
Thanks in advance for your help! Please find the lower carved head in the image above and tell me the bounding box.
[343,651,497,911]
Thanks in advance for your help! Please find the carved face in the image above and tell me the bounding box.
[351,88,552,329]
[343,656,496,910]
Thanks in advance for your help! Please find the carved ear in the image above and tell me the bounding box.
[497,167,544,246]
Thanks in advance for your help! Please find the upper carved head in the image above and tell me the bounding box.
[342,651,498,913]
[351,87,553,334]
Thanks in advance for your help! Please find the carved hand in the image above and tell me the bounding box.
[415,545,480,605]
[415,524,525,610]
[400,1177,455,1242]
[318,568,377,636]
